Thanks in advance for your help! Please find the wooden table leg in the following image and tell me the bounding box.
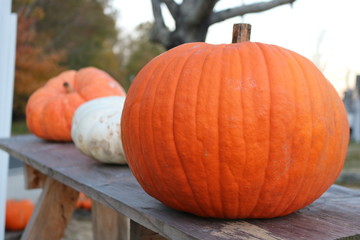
[130,220,167,240]
[21,176,79,240]
[24,164,46,189]
[92,200,130,240]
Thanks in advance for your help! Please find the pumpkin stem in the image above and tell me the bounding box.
[232,23,251,43]
[63,82,73,93]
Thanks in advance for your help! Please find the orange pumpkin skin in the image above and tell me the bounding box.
[6,199,35,231]
[76,193,92,209]
[26,67,126,141]
[121,42,349,219]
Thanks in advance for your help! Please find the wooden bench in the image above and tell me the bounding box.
[1,134,360,240]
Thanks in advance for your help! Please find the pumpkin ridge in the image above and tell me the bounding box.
[301,62,342,207]
[237,42,271,218]
[236,43,253,217]
[266,45,302,216]
[218,44,246,218]
[194,44,220,217]
[26,94,47,139]
[216,44,233,218]
[302,53,333,212]
[250,43,300,217]
[136,44,204,208]
[314,73,337,195]
[220,44,247,218]
[62,98,72,135]
[269,47,292,216]
[296,53,333,211]
[245,43,272,217]
[301,68,331,208]
[333,88,350,178]
[64,95,85,134]
[149,46,196,209]
[193,44,229,217]
[231,43,247,217]
[49,98,70,140]
[271,45,297,216]
[231,44,243,218]
[276,46,298,215]
[212,44,231,217]
[279,46,299,215]
[123,58,161,195]
[41,99,58,140]
[336,88,350,168]
[38,97,57,139]
[320,71,348,190]
[137,52,177,202]
[171,44,219,216]
[266,45,294,216]
[279,51,323,216]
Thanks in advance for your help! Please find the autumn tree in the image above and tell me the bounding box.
[12,0,126,119]
[124,22,165,84]
[150,0,297,49]
[13,6,66,120]
[31,0,126,86]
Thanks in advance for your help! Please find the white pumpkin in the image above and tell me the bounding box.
[71,96,127,164]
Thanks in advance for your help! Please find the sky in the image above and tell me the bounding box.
[113,0,360,96]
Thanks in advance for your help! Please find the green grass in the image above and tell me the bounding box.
[11,120,29,135]
[336,234,360,240]
[334,141,360,187]
[344,141,360,171]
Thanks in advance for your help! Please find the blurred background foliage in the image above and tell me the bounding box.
[12,0,165,121]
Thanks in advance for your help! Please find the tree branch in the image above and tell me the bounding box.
[150,0,170,47]
[162,0,179,18]
[151,0,165,27]
[182,0,218,25]
[210,0,297,24]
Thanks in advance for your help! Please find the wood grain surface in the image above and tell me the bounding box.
[92,199,130,240]
[24,164,46,189]
[21,175,79,240]
[1,135,360,240]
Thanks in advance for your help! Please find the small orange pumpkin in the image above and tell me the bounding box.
[76,193,92,209]
[5,199,35,231]
[26,67,126,141]
[121,41,349,219]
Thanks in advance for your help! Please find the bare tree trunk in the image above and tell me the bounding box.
[150,0,296,50]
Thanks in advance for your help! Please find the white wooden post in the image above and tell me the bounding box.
[0,0,17,238]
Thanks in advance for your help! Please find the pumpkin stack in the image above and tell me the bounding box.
[121,24,349,219]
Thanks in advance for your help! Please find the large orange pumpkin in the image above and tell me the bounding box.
[26,67,126,141]
[6,199,35,231]
[121,40,349,219]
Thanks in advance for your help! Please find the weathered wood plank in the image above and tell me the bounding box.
[130,220,167,240]
[24,164,46,189]
[21,176,79,240]
[1,135,360,240]
[92,200,130,240]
